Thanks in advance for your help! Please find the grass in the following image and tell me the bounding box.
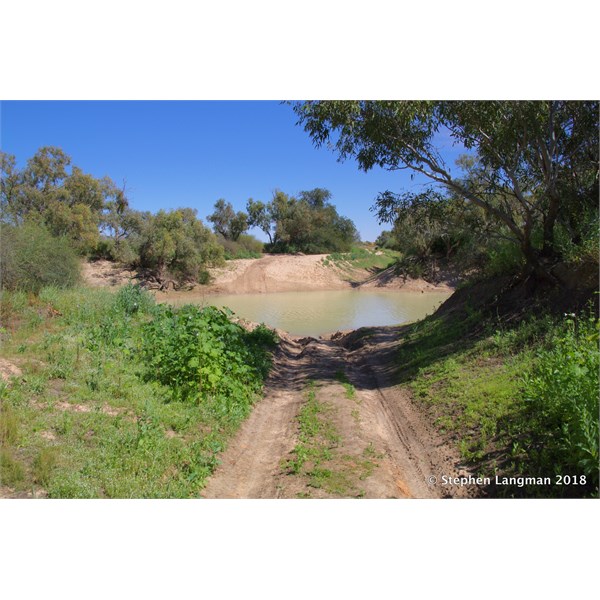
[335,370,357,401]
[283,381,378,498]
[284,382,339,477]
[0,285,275,498]
[395,302,599,497]
[0,448,25,486]
[322,245,400,281]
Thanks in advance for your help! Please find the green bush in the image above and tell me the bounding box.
[522,312,599,494]
[114,283,155,316]
[140,304,276,404]
[92,238,138,265]
[484,240,526,277]
[554,208,600,264]
[137,208,224,284]
[218,234,264,259]
[0,222,81,294]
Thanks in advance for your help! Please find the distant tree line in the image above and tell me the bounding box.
[207,187,360,254]
[0,146,225,290]
[1,146,361,293]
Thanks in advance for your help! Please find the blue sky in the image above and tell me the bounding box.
[0,101,467,242]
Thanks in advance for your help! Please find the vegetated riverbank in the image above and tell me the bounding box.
[2,257,597,498]
[0,285,276,498]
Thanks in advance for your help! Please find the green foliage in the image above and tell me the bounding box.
[0,448,25,486]
[0,147,126,255]
[137,208,224,284]
[375,230,396,249]
[246,198,272,242]
[398,298,599,497]
[207,199,249,241]
[247,188,359,254]
[376,188,493,268]
[92,237,139,264]
[140,304,276,403]
[484,240,526,277]
[217,233,264,259]
[1,146,228,286]
[293,101,599,276]
[553,206,599,264]
[0,284,277,497]
[33,447,59,486]
[0,403,19,445]
[114,283,156,316]
[325,245,400,274]
[285,383,339,476]
[284,381,377,497]
[0,221,81,293]
[334,370,356,400]
[521,313,599,492]
[99,182,146,263]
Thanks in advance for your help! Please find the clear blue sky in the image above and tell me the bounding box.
[0,101,466,242]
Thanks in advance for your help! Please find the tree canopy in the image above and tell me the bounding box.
[293,101,599,279]
[1,146,123,254]
[137,208,224,285]
[1,146,226,287]
[246,188,359,253]
[207,199,249,241]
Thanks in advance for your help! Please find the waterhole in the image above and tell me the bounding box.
[166,289,451,337]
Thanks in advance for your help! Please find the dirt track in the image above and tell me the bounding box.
[205,254,353,294]
[82,256,464,498]
[201,327,474,499]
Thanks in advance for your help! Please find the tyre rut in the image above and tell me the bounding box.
[202,327,474,498]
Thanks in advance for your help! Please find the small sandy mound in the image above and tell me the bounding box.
[0,358,22,384]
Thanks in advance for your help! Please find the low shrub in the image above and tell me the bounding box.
[218,234,264,259]
[521,311,599,493]
[0,222,81,294]
[483,240,525,277]
[140,304,277,404]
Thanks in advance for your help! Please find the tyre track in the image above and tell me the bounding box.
[201,327,475,499]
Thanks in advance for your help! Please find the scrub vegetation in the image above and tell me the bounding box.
[0,284,276,497]
[322,245,400,279]
[397,299,598,497]
[1,101,598,498]
[209,188,360,254]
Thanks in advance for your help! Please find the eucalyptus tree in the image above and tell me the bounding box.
[1,146,132,255]
[293,101,599,279]
[247,188,358,253]
[207,199,249,241]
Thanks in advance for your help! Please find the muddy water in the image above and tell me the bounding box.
[166,289,451,337]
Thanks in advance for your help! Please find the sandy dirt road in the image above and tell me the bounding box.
[201,326,474,499]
